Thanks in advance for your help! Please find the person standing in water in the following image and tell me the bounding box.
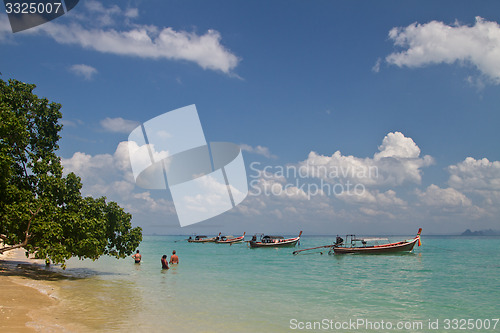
[132,250,141,264]
[169,250,179,264]
[161,255,169,269]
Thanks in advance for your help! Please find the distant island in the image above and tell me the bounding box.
[461,229,500,236]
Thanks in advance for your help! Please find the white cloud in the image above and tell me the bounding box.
[446,157,500,210]
[84,0,121,14]
[39,23,239,74]
[0,2,240,75]
[372,57,382,73]
[61,142,176,218]
[249,169,310,200]
[337,189,406,207]
[417,184,471,207]
[84,0,121,26]
[374,132,421,159]
[100,117,140,133]
[385,17,500,84]
[448,157,500,191]
[59,138,500,233]
[22,0,240,76]
[69,64,98,80]
[240,144,277,159]
[61,119,77,127]
[359,207,395,219]
[125,8,139,19]
[298,132,433,187]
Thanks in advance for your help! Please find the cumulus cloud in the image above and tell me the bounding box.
[448,157,500,191]
[58,137,500,232]
[240,144,277,159]
[337,189,406,207]
[239,167,336,227]
[62,141,131,182]
[101,117,140,133]
[445,157,500,209]
[297,132,434,187]
[61,141,175,216]
[69,64,98,80]
[359,207,396,219]
[248,169,310,200]
[417,184,472,207]
[385,17,500,84]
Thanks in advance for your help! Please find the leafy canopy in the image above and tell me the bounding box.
[0,78,142,267]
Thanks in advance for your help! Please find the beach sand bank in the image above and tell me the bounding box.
[1,246,143,333]
[0,247,70,332]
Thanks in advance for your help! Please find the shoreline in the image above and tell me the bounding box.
[0,245,145,332]
[0,247,70,332]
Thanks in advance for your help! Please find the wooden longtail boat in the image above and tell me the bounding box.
[249,231,302,248]
[293,228,422,255]
[187,235,217,243]
[215,232,246,244]
[331,228,422,254]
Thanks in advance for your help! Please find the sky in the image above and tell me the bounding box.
[1,0,500,235]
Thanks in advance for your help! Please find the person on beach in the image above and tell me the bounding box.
[132,250,141,264]
[161,255,169,269]
[169,250,179,264]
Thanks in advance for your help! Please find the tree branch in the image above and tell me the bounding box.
[0,204,41,254]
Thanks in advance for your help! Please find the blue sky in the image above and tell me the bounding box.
[1,0,500,235]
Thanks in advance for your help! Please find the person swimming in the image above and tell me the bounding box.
[169,250,179,264]
[132,250,141,264]
[161,255,169,269]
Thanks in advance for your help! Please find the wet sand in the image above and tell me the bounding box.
[0,248,67,332]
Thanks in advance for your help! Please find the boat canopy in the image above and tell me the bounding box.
[353,237,389,242]
[195,235,208,240]
[262,235,285,240]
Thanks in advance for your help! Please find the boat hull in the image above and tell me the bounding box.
[215,237,245,244]
[249,238,300,248]
[333,238,418,254]
[188,237,216,243]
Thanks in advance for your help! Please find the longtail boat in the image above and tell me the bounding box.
[215,232,246,244]
[331,228,422,254]
[187,235,217,243]
[293,228,422,255]
[249,231,302,248]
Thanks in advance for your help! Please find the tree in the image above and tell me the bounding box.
[0,78,142,268]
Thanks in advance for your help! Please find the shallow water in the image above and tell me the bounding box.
[34,235,500,332]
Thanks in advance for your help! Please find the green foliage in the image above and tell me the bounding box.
[0,78,142,267]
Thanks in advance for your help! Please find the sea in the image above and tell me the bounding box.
[24,235,500,332]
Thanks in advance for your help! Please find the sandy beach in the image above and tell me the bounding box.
[0,247,68,332]
[0,246,144,333]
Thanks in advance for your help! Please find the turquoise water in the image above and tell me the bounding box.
[48,235,500,332]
